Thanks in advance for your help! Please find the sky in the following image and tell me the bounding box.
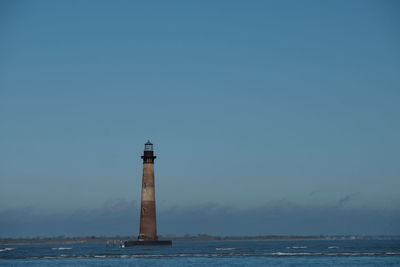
[0,0,399,237]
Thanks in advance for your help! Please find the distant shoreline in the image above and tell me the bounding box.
[1,235,399,245]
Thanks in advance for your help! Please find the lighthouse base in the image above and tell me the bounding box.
[124,240,172,247]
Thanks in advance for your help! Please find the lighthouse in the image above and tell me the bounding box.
[138,140,158,241]
[124,141,172,246]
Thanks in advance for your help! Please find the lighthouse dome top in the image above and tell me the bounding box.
[144,140,153,151]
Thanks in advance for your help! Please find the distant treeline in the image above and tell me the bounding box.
[1,234,399,244]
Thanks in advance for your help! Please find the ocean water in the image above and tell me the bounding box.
[1,239,400,266]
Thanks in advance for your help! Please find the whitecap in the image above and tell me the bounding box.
[216,248,236,251]
[271,252,317,256]
[386,252,400,255]
[328,246,339,249]
[273,252,289,256]
[0,248,15,252]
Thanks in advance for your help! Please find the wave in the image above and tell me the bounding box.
[286,246,307,249]
[0,248,15,252]
[216,248,236,251]
[328,246,339,249]
[2,251,400,259]
[51,247,72,250]
[273,252,313,256]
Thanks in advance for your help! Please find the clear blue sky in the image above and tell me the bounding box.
[0,0,399,236]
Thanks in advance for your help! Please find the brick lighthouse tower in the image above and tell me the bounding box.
[124,141,171,246]
[138,140,158,241]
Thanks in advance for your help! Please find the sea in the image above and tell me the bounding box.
[1,239,400,266]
